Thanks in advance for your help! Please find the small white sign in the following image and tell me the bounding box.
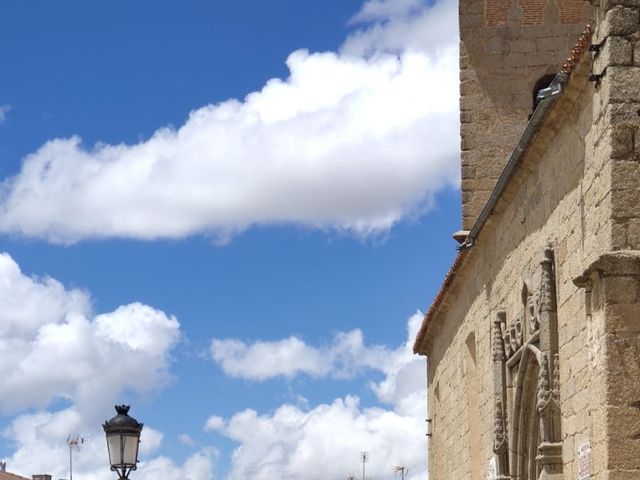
[577,442,591,480]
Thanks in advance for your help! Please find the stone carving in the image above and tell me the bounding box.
[535,248,563,479]
[501,316,524,360]
[492,320,505,362]
[513,317,523,352]
[537,354,557,411]
[492,317,509,479]
[493,399,509,478]
[502,327,513,358]
[527,290,540,334]
[500,283,540,361]
[553,354,559,394]
[494,399,508,453]
[492,246,562,479]
[539,246,557,314]
[537,353,550,406]
[538,353,561,442]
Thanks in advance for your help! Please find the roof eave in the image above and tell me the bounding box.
[412,24,593,355]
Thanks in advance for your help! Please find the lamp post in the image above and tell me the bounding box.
[103,405,144,480]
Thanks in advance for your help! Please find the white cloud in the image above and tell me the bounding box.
[0,252,214,479]
[0,0,459,244]
[211,329,389,381]
[0,255,180,413]
[95,303,180,358]
[211,336,329,380]
[135,449,216,480]
[211,311,426,413]
[0,252,91,339]
[350,0,425,23]
[208,312,427,480]
[178,433,196,446]
[0,105,11,124]
[3,408,214,480]
[210,315,426,391]
[218,397,424,480]
[0,2,446,477]
[3,407,215,480]
[140,426,165,455]
[344,0,458,57]
[369,312,425,417]
[204,415,226,432]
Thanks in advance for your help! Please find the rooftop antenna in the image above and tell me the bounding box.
[66,434,84,480]
[393,464,409,480]
[360,451,368,480]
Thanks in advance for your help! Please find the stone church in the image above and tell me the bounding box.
[412,0,640,477]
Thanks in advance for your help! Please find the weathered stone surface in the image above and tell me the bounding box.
[593,36,633,73]
[607,6,640,35]
[634,40,640,65]
[419,0,640,478]
[602,0,640,10]
[601,67,640,104]
[459,0,592,230]
[609,126,635,158]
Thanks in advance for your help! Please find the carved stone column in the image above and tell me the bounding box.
[538,246,559,356]
[492,319,510,479]
[536,247,563,479]
[536,353,562,479]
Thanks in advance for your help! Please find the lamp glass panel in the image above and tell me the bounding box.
[122,433,140,465]
[106,433,122,465]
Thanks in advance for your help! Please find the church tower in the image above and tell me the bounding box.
[459,0,591,228]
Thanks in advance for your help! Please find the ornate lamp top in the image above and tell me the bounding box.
[115,405,130,415]
[103,405,144,433]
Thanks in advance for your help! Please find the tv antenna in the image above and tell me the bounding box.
[393,464,409,480]
[360,451,368,480]
[66,434,84,480]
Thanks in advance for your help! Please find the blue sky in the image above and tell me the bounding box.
[0,1,460,478]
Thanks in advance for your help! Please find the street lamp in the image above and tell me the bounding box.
[103,405,144,479]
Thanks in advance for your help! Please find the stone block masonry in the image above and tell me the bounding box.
[415,0,640,477]
[459,0,591,229]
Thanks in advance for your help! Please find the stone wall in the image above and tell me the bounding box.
[577,2,640,477]
[460,0,591,229]
[421,0,640,475]
[423,55,611,478]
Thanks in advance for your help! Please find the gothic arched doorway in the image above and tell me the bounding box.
[511,345,542,479]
